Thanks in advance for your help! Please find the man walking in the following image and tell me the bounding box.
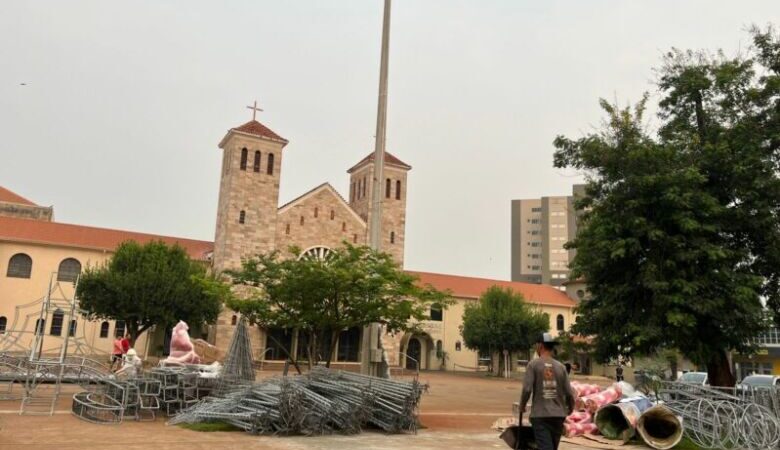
[518,333,576,450]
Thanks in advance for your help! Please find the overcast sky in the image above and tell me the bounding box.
[1,1,778,280]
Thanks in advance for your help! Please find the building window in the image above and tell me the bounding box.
[353,234,358,243]
[351,182,356,202]
[337,327,361,362]
[386,178,391,198]
[115,320,126,338]
[342,222,347,232]
[0,316,6,334]
[7,253,32,278]
[239,210,246,224]
[69,320,77,337]
[576,290,585,299]
[455,341,462,351]
[300,216,305,226]
[285,223,290,235]
[330,210,335,220]
[396,180,401,200]
[267,153,275,175]
[265,328,292,360]
[49,310,64,336]
[531,207,542,212]
[362,177,367,197]
[240,147,248,170]
[35,319,45,336]
[99,321,109,338]
[390,231,395,244]
[57,258,81,283]
[556,314,564,331]
[436,340,443,355]
[253,151,261,172]
[314,207,319,218]
[430,304,443,321]
[231,315,237,326]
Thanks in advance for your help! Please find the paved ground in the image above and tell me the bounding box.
[0,371,634,450]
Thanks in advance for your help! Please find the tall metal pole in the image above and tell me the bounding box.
[363,0,392,378]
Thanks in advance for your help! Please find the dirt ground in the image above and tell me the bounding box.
[0,371,627,450]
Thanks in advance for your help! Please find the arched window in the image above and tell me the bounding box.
[556,314,565,331]
[115,320,126,338]
[253,150,261,172]
[99,321,110,338]
[231,315,237,326]
[390,231,395,244]
[342,222,346,232]
[240,148,248,170]
[430,304,443,321]
[330,210,335,220]
[300,216,305,226]
[57,258,81,282]
[396,180,402,200]
[0,316,6,334]
[35,319,45,336]
[436,340,443,355]
[455,341,462,351]
[239,210,246,224]
[7,253,32,278]
[69,320,77,337]
[386,178,391,198]
[314,207,318,218]
[267,153,275,175]
[50,309,64,336]
[285,223,290,235]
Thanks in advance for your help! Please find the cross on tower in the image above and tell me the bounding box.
[246,100,263,121]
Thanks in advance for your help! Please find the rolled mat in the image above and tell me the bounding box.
[565,421,599,437]
[576,386,623,413]
[636,405,683,450]
[571,381,602,397]
[594,396,652,442]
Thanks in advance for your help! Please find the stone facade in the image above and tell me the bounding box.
[0,201,53,221]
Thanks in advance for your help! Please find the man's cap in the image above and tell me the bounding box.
[536,332,560,345]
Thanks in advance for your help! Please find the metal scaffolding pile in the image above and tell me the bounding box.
[213,318,255,396]
[658,381,780,450]
[169,367,426,435]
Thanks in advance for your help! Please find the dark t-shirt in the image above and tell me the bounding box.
[519,356,576,418]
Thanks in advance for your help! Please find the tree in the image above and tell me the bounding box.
[460,286,549,376]
[226,243,449,371]
[553,27,780,386]
[78,241,227,346]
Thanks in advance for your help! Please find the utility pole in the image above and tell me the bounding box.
[363,0,392,378]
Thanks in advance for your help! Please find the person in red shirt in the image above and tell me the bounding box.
[121,334,131,354]
[111,336,123,371]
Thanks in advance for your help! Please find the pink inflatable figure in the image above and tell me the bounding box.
[163,321,201,365]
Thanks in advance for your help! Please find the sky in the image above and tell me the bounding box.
[1,1,778,280]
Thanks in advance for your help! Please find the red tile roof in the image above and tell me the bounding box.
[347,152,412,173]
[231,120,287,143]
[407,271,576,308]
[0,186,37,206]
[0,216,213,260]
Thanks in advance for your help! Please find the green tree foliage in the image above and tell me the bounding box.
[460,286,549,375]
[554,27,780,386]
[77,241,226,346]
[226,243,449,371]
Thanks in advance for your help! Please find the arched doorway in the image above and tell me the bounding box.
[406,338,421,370]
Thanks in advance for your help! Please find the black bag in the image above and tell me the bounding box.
[499,424,538,450]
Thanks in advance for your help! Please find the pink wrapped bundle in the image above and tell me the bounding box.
[565,411,592,424]
[565,421,599,437]
[571,381,602,398]
[577,386,622,414]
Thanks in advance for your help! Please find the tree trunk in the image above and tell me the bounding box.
[706,349,735,387]
[325,332,339,369]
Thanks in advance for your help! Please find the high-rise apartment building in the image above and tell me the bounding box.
[511,185,584,288]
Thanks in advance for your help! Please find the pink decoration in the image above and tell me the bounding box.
[163,321,201,365]
[565,421,600,437]
[571,381,602,397]
[576,386,623,414]
[565,411,592,424]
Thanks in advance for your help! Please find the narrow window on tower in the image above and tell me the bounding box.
[330,210,335,220]
[390,231,395,244]
[386,178,391,198]
[267,153,275,175]
[240,148,248,170]
[239,210,246,224]
[285,223,290,235]
[342,222,346,232]
[253,151,261,172]
[351,182,355,202]
[300,216,304,225]
[362,177,367,197]
[396,180,401,200]
[314,207,318,218]
[353,234,358,243]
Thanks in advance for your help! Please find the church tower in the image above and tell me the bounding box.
[213,115,288,272]
[347,152,411,266]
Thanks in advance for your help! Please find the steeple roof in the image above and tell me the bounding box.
[225,120,288,144]
[0,186,38,206]
[347,151,411,173]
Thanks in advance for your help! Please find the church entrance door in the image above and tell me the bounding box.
[406,337,421,370]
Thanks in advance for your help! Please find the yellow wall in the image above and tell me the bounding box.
[0,240,149,358]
